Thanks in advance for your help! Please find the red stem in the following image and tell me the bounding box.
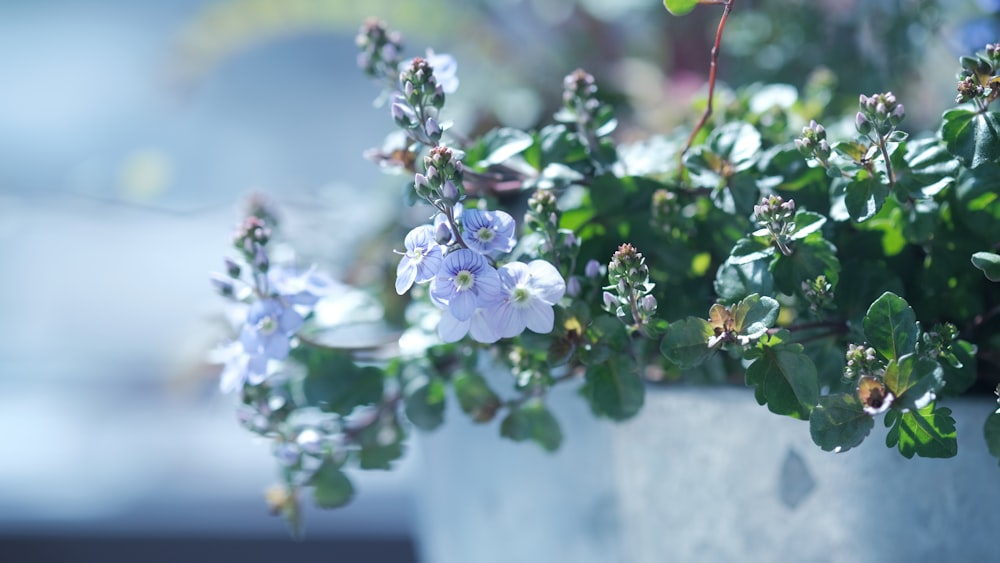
[680,0,735,164]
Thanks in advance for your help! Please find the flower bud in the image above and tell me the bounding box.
[855,112,871,135]
[817,139,831,160]
[585,259,601,278]
[440,179,458,202]
[414,173,433,198]
[563,231,577,248]
[210,274,235,297]
[794,138,810,155]
[566,277,581,297]
[640,294,657,315]
[425,165,439,186]
[603,291,618,310]
[434,221,453,245]
[391,102,412,128]
[889,103,905,125]
[253,243,269,273]
[414,172,430,190]
[431,84,446,109]
[224,257,241,278]
[425,116,442,141]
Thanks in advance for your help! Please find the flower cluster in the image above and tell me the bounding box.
[355,18,403,81]
[211,216,330,394]
[794,120,831,165]
[753,194,796,255]
[396,195,566,344]
[603,243,657,335]
[956,43,1000,107]
[363,23,567,347]
[855,92,905,137]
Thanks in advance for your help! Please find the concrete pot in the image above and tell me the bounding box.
[413,384,1000,562]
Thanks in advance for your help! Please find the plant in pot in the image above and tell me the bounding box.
[207,0,1000,555]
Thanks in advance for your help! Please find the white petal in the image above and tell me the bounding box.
[438,311,469,343]
[523,299,555,334]
[469,310,501,343]
[396,258,417,294]
[527,260,566,304]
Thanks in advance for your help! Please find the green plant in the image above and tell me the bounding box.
[209,2,1000,534]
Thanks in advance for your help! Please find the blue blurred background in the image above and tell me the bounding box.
[0,0,996,561]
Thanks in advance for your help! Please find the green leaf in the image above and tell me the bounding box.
[588,173,658,212]
[499,400,563,452]
[402,373,447,431]
[941,108,1000,169]
[972,251,1000,281]
[787,211,826,241]
[470,127,535,169]
[663,0,698,16]
[580,354,644,420]
[714,258,774,304]
[709,122,761,168]
[892,137,960,198]
[862,292,917,362]
[732,293,780,340]
[844,170,889,222]
[882,354,944,410]
[453,371,502,423]
[983,412,1000,466]
[728,237,776,265]
[357,415,406,470]
[297,348,384,415]
[885,402,957,459]
[310,459,355,509]
[770,233,840,296]
[660,317,715,368]
[745,341,820,419]
[809,393,874,453]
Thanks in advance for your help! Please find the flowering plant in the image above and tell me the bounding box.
[209,1,1000,533]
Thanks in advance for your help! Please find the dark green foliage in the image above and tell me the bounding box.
[500,400,564,452]
[809,394,874,453]
[310,459,355,509]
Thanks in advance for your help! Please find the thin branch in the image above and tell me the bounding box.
[679,0,735,169]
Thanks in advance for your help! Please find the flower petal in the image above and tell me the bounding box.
[438,311,469,343]
[527,260,566,304]
[450,290,478,321]
[396,257,417,294]
[523,299,555,334]
[469,310,501,343]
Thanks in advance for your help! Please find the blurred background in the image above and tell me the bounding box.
[0,0,997,561]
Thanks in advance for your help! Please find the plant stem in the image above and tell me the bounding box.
[679,0,735,169]
[877,138,896,186]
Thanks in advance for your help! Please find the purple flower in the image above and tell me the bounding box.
[218,342,268,393]
[430,249,502,321]
[488,260,565,338]
[269,265,333,307]
[396,225,445,295]
[240,298,304,362]
[437,307,500,344]
[461,209,516,255]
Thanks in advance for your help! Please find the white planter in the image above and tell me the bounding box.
[414,384,1000,563]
